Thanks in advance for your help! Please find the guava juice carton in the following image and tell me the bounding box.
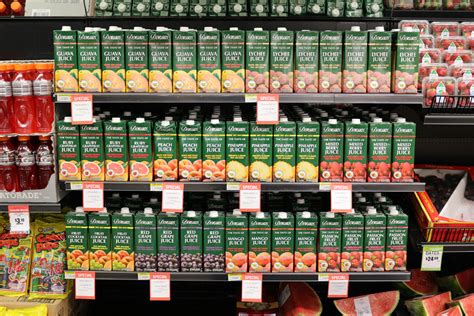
[249,212,271,272]
[57,117,81,181]
[245,28,270,93]
[170,0,189,15]
[173,27,197,93]
[270,28,294,93]
[208,0,226,15]
[271,0,288,16]
[111,208,135,272]
[296,117,320,182]
[202,119,226,181]
[343,27,368,93]
[319,31,343,93]
[80,119,105,181]
[77,29,102,93]
[128,118,153,181]
[66,207,89,271]
[180,211,203,272]
[88,210,112,271]
[148,27,172,93]
[125,28,149,92]
[197,28,221,93]
[344,119,368,182]
[228,0,247,15]
[150,0,170,15]
[391,118,416,182]
[134,208,157,272]
[384,206,408,271]
[249,122,273,182]
[294,212,318,272]
[249,0,269,15]
[272,212,295,272]
[104,118,129,181]
[225,210,249,273]
[203,211,225,272]
[226,117,249,182]
[368,118,392,182]
[319,119,344,182]
[363,207,387,272]
[153,119,178,181]
[318,212,341,272]
[392,29,420,94]
[294,30,319,93]
[101,27,126,93]
[178,119,202,181]
[367,27,392,93]
[221,28,245,93]
[157,212,180,272]
[53,26,78,93]
[273,118,296,182]
[113,0,132,16]
[341,211,364,272]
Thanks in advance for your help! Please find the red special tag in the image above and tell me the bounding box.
[330,183,352,213]
[241,273,263,302]
[82,182,104,212]
[71,94,93,125]
[75,271,96,300]
[150,272,171,301]
[328,274,349,298]
[162,183,184,213]
[239,183,261,212]
[256,94,279,125]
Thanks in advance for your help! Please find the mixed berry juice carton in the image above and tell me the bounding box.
[294,30,319,93]
[226,117,249,182]
[320,119,344,182]
[53,26,78,93]
[202,118,226,181]
[272,212,295,272]
[270,28,294,93]
[179,119,202,181]
[319,31,343,93]
[203,211,225,272]
[134,208,157,272]
[88,210,112,271]
[225,210,249,273]
[77,29,102,93]
[221,28,245,93]
[343,27,368,93]
[66,207,89,271]
[392,29,420,94]
[153,119,178,181]
[318,212,341,272]
[249,212,271,272]
[367,27,392,93]
[296,117,320,182]
[57,117,81,181]
[157,212,180,272]
[391,118,416,182]
[80,119,105,181]
[384,206,408,271]
[343,118,368,182]
[148,27,172,93]
[101,27,126,93]
[180,211,203,272]
[341,210,364,272]
[128,118,153,181]
[111,208,134,272]
[363,207,387,272]
[246,28,270,93]
[249,122,273,182]
[294,211,318,272]
[368,118,392,182]
[197,27,221,93]
[104,118,129,182]
[125,28,149,92]
[173,27,197,93]
[273,118,296,182]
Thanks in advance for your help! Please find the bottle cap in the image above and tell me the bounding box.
[144,207,153,214]
[302,117,312,122]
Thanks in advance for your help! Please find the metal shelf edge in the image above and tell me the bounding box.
[419,242,474,253]
[0,203,62,213]
[424,114,474,126]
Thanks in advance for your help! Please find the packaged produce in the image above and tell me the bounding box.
[326,0,344,17]
[431,22,460,37]
[148,27,172,93]
[296,118,319,182]
[461,22,474,37]
[456,77,474,106]
[248,212,271,272]
[273,118,296,182]
[128,118,153,181]
[272,212,294,272]
[343,118,368,182]
[398,20,429,35]
[125,28,149,93]
[416,0,442,9]
[367,27,392,93]
[418,63,449,89]
[225,210,248,273]
[393,29,419,94]
[294,212,317,273]
[318,212,341,272]
[362,207,386,272]
[391,118,416,182]
[420,35,434,49]
[178,119,202,181]
[384,206,408,271]
[66,207,89,271]
[343,27,367,93]
[101,26,126,93]
[111,208,134,272]
[80,119,105,181]
[448,63,474,78]
[320,119,343,182]
[249,0,269,15]
[341,211,364,272]
[134,208,157,272]
[203,211,225,272]
[468,36,474,51]
[345,0,362,16]
[88,210,112,271]
[197,27,221,93]
[221,28,245,93]
[442,50,473,66]
[444,0,471,9]
[249,123,273,182]
[53,26,78,93]
[419,48,442,64]
[319,31,343,93]
[104,118,129,182]
[172,27,197,93]
[226,117,249,182]
[77,28,101,93]
[270,28,294,93]
[435,36,466,52]
[245,28,270,93]
[202,118,226,181]
[294,30,319,93]
[153,119,178,181]
[335,291,400,315]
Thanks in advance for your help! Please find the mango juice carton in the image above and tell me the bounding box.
[77,29,102,93]
[368,118,392,182]
[203,211,225,272]
[290,0,307,15]
[125,28,149,92]
[101,27,126,93]
[271,0,288,16]
[153,119,178,181]
[270,28,294,93]
[367,27,392,93]
[296,118,319,182]
[363,207,387,272]
[341,211,364,272]
[202,119,226,181]
[273,118,296,182]
[88,210,112,271]
[57,117,81,181]
[226,117,249,182]
[66,207,89,271]
[294,211,318,272]
[80,119,105,181]
[180,211,203,272]
[307,0,325,14]
[392,29,420,94]
[221,28,245,93]
[53,26,78,93]
[128,118,153,181]
[208,0,226,15]
[344,118,368,182]
[249,0,269,15]
[179,119,202,181]
[104,118,129,181]
[170,0,189,15]
[294,31,319,93]
[249,212,271,272]
[111,208,134,272]
[96,0,113,15]
[225,210,248,273]
[173,28,197,93]
[318,212,341,272]
[113,0,132,15]
[320,119,344,182]
[132,0,151,15]
[343,27,368,93]
[149,27,172,93]
[272,212,294,272]
[189,0,208,15]
[249,122,273,182]
[134,208,157,272]
[228,0,247,15]
[151,0,170,15]
[197,27,221,93]
[157,212,180,272]
[391,118,416,182]
[245,28,270,93]
[319,31,343,93]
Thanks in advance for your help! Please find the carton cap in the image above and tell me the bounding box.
[165,116,173,121]
[397,117,407,123]
[92,118,97,123]
[297,199,305,204]
[103,111,111,116]
[302,117,312,122]
[144,207,153,214]
[156,27,168,31]
[133,26,146,31]
[180,27,190,31]
[229,27,239,31]
[294,193,302,198]
[121,207,130,214]
[204,26,214,31]
[136,117,145,123]
[367,207,377,214]
[132,194,139,198]
[256,212,265,219]
[112,193,120,197]
[254,27,263,31]
[328,118,338,124]
[64,116,72,123]
[351,118,361,124]
[375,26,385,31]
[378,196,387,202]
[388,206,399,215]
[373,117,383,123]
[186,120,195,125]
[211,119,220,124]
[232,209,242,215]
[144,112,152,117]
[61,26,72,31]
[278,212,288,219]
[354,193,362,198]
[234,117,242,122]
[280,117,288,122]
[325,212,335,218]
[277,27,287,31]
[209,210,219,217]
[148,198,158,203]
[112,117,121,123]
[351,26,361,31]
[75,207,84,213]
[358,197,367,203]
[302,211,311,218]
[84,27,94,32]
[161,120,170,126]
[92,27,102,31]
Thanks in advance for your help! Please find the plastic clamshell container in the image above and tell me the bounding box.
[456,77,474,106]
[420,35,434,49]
[431,22,460,37]
[448,63,474,78]
[442,50,473,66]
[422,76,457,107]
[419,48,442,64]
[418,63,449,89]
[398,20,430,35]
[460,22,474,37]
[435,36,466,52]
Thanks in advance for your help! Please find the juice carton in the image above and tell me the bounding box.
[197,28,221,93]
[245,28,270,93]
[384,206,408,271]
[111,208,134,271]
[294,212,318,272]
[125,28,149,92]
[327,0,344,16]
[393,30,420,94]
[226,117,249,182]
[320,119,344,182]
[128,118,153,181]
[249,212,271,272]
[228,0,247,15]
[318,212,341,272]
[104,118,129,181]
[113,0,132,15]
[134,208,157,272]
[270,28,294,93]
[202,119,226,181]
[65,207,89,271]
[157,212,180,272]
[88,210,112,271]
[53,26,78,92]
[132,0,151,15]
[178,119,202,181]
[343,27,368,93]
[294,30,319,93]
[153,119,178,181]
[96,0,113,15]
[368,118,392,182]
[249,0,269,15]
[363,207,387,272]
[341,211,364,272]
[221,28,245,93]
[367,27,392,93]
[101,27,126,93]
[77,29,102,93]
[226,210,248,273]
[272,212,295,272]
[208,0,226,15]
[57,117,81,181]
[249,122,273,182]
[307,0,325,14]
[151,0,170,15]
[344,119,368,182]
[203,211,225,272]
[173,27,197,93]
[391,118,416,182]
[148,27,172,93]
[273,118,296,182]
[170,0,189,15]
[80,119,105,181]
[319,31,343,93]
[290,0,307,14]
[189,0,207,15]
[271,0,288,16]
[296,118,320,182]
[180,211,203,272]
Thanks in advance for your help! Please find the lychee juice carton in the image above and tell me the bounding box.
[272,212,295,272]
[294,212,318,272]
[80,119,105,181]
[384,206,408,271]
[391,118,416,182]
[343,119,368,182]
[101,27,126,93]
[249,122,273,182]
[148,27,173,93]
[104,118,129,181]
[245,28,270,93]
[273,118,296,182]
[202,118,226,181]
[270,28,294,93]
[173,28,197,93]
[225,210,249,273]
[320,119,344,182]
[249,212,271,273]
[197,27,221,93]
[367,27,392,93]
[319,31,343,93]
[343,27,368,93]
[341,211,364,272]
[178,119,202,181]
[392,29,420,94]
[296,117,320,182]
[363,207,387,272]
[221,28,245,93]
[128,118,153,181]
[318,212,341,272]
[153,119,178,181]
[294,30,319,93]
[125,28,149,92]
[368,118,392,182]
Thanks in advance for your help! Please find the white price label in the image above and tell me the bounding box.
[75,272,95,300]
[150,272,171,301]
[150,183,163,192]
[64,271,76,280]
[239,183,261,212]
[256,94,279,125]
[71,94,93,125]
[162,183,184,213]
[241,273,263,303]
[354,296,373,316]
[8,205,30,234]
[331,183,352,213]
[137,272,150,280]
[82,182,104,212]
[245,94,257,103]
[226,183,240,191]
[421,245,443,271]
[227,274,243,281]
[328,274,349,298]
[318,273,329,282]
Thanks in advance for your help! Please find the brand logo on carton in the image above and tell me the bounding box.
[228,126,246,132]
[321,218,339,226]
[321,34,340,41]
[323,126,341,133]
[297,34,318,41]
[105,125,125,132]
[367,219,384,225]
[247,33,268,41]
[204,125,223,132]
[130,125,149,132]
[346,33,365,41]
[127,34,147,41]
[223,33,242,40]
[251,125,271,133]
[136,219,154,225]
[347,126,366,133]
[388,218,407,225]
[180,125,198,132]
[275,125,294,133]
[113,218,132,225]
[371,33,390,41]
[272,33,292,41]
[55,34,75,41]
[371,126,390,133]
[199,34,218,41]
[205,219,223,226]
[345,219,362,225]
[89,218,108,225]
[298,126,318,133]
[58,124,77,132]
[274,220,292,227]
[227,220,245,227]
[182,219,200,225]
[175,34,195,41]
[297,220,314,227]
[159,219,177,225]
[66,218,85,225]
[395,126,414,133]
[79,33,98,41]
[399,34,418,42]
[150,33,170,41]
[103,34,122,41]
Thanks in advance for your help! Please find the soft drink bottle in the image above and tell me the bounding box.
[34,63,54,133]
[36,136,54,189]
[0,64,14,134]
[12,64,36,134]
[16,136,37,191]
[0,136,18,192]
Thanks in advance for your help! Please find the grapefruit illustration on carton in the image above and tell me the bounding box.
[334,290,400,316]
[405,292,452,316]
[82,161,102,177]
[59,161,79,179]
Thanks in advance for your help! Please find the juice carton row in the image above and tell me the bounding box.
[390,0,472,9]
[53,25,420,94]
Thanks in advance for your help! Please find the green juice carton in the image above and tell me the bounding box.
[208,0,226,15]
[197,28,221,93]
[327,0,344,16]
[271,0,288,16]
[272,212,294,272]
[290,0,307,14]
[153,119,178,181]
[294,30,319,93]
[249,212,271,273]
[368,118,392,183]
[320,119,344,182]
[367,27,392,93]
[345,0,362,16]
[363,207,387,272]
[128,118,153,181]
[173,28,197,93]
[273,118,296,182]
[57,117,81,181]
[66,207,89,271]
[203,211,225,272]
[104,118,129,182]
[318,212,341,272]
[151,0,170,15]
[170,0,189,15]
[53,26,78,93]
[343,27,368,93]
[180,211,203,272]
[245,28,270,93]
[344,119,368,183]
[392,30,420,94]
[178,119,202,181]
[134,208,157,272]
[341,211,364,272]
[226,117,249,182]
[221,28,245,93]
[391,118,416,182]
[296,118,320,182]
[190,0,208,15]
[228,0,247,15]
[132,0,151,15]
[80,119,105,181]
[113,0,132,16]
[77,29,102,93]
[149,27,172,93]
[384,206,408,271]
[157,212,180,272]
[249,0,269,15]
[249,123,273,182]
[96,0,113,15]
[202,119,226,181]
[111,208,135,272]
[294,212,318,273]
[101,27,126,93]
[125,28,149,92]
[88,210,112,271]
[319,31,343,93]
[225,210,248,273]
[270,28,294,93]
[307,0,325,14]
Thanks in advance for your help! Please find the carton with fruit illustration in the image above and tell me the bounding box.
[203,211,225,272]
[294,212,318,272]
[151,0,169,15]
[78,29,102,93]
[273,118,296,182]
[198,28,221,93]
[226,118,249,182]
[157,212,180,272]
[290,0,307,15]
[113,0,131,15]
[391,118,416,182]
[125,28,149,92]
[270,28,294,93]
[104,118,129,181]
[319,31,343,93]
[225,210,248,273]
[221,28,245,93]
[111,209,134,271]
[368,118,392,182]
[341,211,364,272]
[203,119,226,181]
[249,122,273,182]
[153,119,178,181]
[180,211,203,272]
[320,119,344,182]
[148,27,172,93]
[363,207,386,272]
[128,118,153,181]
[384,207,408,271]
[134,209,157,272]
[249,212,271,272]
[179,119,202,181]
[101,27,126,93]
[344,119,368,182]
[88,211,112,271]
[296,118,319,182]
[57,117,81,181]
[80,119,105,181]
[343,27,368,93]
[246,28,270,93]
[66,209,89,271]
[272,212,295,272]
[307,0,325,14]
[189,0,207,15]
[173,28,197,93]
[53,27,78,93]
[318,212,341,272]
[392,30,420,94]
[294,31,319,93]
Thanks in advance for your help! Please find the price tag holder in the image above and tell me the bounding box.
[354,296,373,316]
[228,274,243,281]
[241,273,263,303]
[64,271,76,280]
[75,272,95,300]
[421,245,443,271]
[150,183,163,192]
[330,183,352,213]
[70,181,83,190]
[328,274,349,298]
[71,94,93,125]
[245,94,257,103]
[239,183,261,212]
[162,183,184,213]
[226,183,240,191]
[150,272,171,301]
[256,94,279,125]
[318,273,329,282]
[82,182,104,212]
[137,272,150,280]
[8,205,30,234]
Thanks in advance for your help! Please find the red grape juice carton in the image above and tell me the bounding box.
[294,211,318,272]
[319,31,343,93]
[363,207,386,272]
[341,210,364,272]
[157,212,180,272]
[343,26,368,93]
[249,212,271,272]
[391,118,416,182]
[203,211,225,272]
[367,27,392,93]
[272,212,295,272]
[245,28,270,93]
[104,118,129,181]
[270,28,294,93]
[294,30,319,93]
[225,210,249,273]
[320,119,344,182]
[180,211,203,272]
[318,212,341,272]
[344,118,368,182]
[128,118,153,181]
[392,29,420,94]
[384,206,408,271]
[368,118,392,182]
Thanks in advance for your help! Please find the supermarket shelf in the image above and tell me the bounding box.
[419,242,474,253]
[390,9,474,20]
[0,203,62,213]
[424,114,474,126]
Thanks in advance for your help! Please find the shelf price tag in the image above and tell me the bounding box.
[241,273,263,303]
[150,183,163,192]
[256,94,279,125]
[75,272,95,300]
[239,183,261,212]
[82,182,104,212]
[8,205,30,234]
[328,274,349,298]
[137,272,150,280]
[228,274,243,281]
[421,245,443,271]
[150,272,171,301]
[354,296,372,316]
[71,94,93,125]
[64,271,76,280]
[330,183,352,213]
[318,273,329,282]
[245,94,257,103]
[162,183,184,213]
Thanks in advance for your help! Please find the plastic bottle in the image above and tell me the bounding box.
[0,64,14,134]
[34,63,54,133]
[16,136,37,191]
[36,136,54,189]
[12,64,36,134]
[0,136,18,192]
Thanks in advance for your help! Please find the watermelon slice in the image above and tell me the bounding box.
[334,290,399,316]
[397,269,439,297]
[405,292,452,316]
[436,306,463,316]
[449,293,474,315]
[279,282,322,316]
[438,268,474,298]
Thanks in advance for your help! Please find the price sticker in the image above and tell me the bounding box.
[150,272,171,301]
[328,274,349,298]
[8,205,30,234]
[75,272,95,300]
[82,182,104,212]
[354,296,372,316]
[64,271,76,280]
[318,273,329,282]
[137,272,150,280]
[239,183,261,212]
[226,183,240,191]
[227,274,243,281]
[245,94,257,103]
[150,183,163,192]
[421,245,443,271]
[241,273,263,303]
[162,183,184,213]
[71,94,93,125]
[331,183,352,213]
[256,94,279,125]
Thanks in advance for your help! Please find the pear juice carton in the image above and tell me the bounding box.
[111,208,134,272]
[392,29,420,94]
[226,117,249,182]
[344,118,368,182]
[296,117,320,182]
[80,119,105,181]
[273,118,296,182]
[319,119,344,182]
[270,28,294,93]
[101,27,126,93]
[246,28,270,93]
[65,208,89,271]
[343,27,368,93]
[249,212,271,272]
[128,118,153,181]
[149,27,172,93]
[57,117,81,181]
[134,208,157,272]
[294,30,319,93]
[203,211,225,272]
[178,119,202,181]
[294,211,318,272]
[341,211,364,272]
[384,206,408,271]
[173,28,197,93]
[318,212,341,272]
[153,119,178,181]
[272,212,295,272]
[249,122,273,182]
[197,28,221,93]
[226,210,248,273]
[78,29,102,92]
[368,118,392,182]
[125,28,148,92]
[391,118,416,182]
[202,119,226,181]
[319,31,343,93]
[367,27,392,93]
[363,207,387,272]
[104,118,128,181]
[53,26,78,92]
[157,212,180,272]
[88,210,112,271]
[221,28,245,93]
